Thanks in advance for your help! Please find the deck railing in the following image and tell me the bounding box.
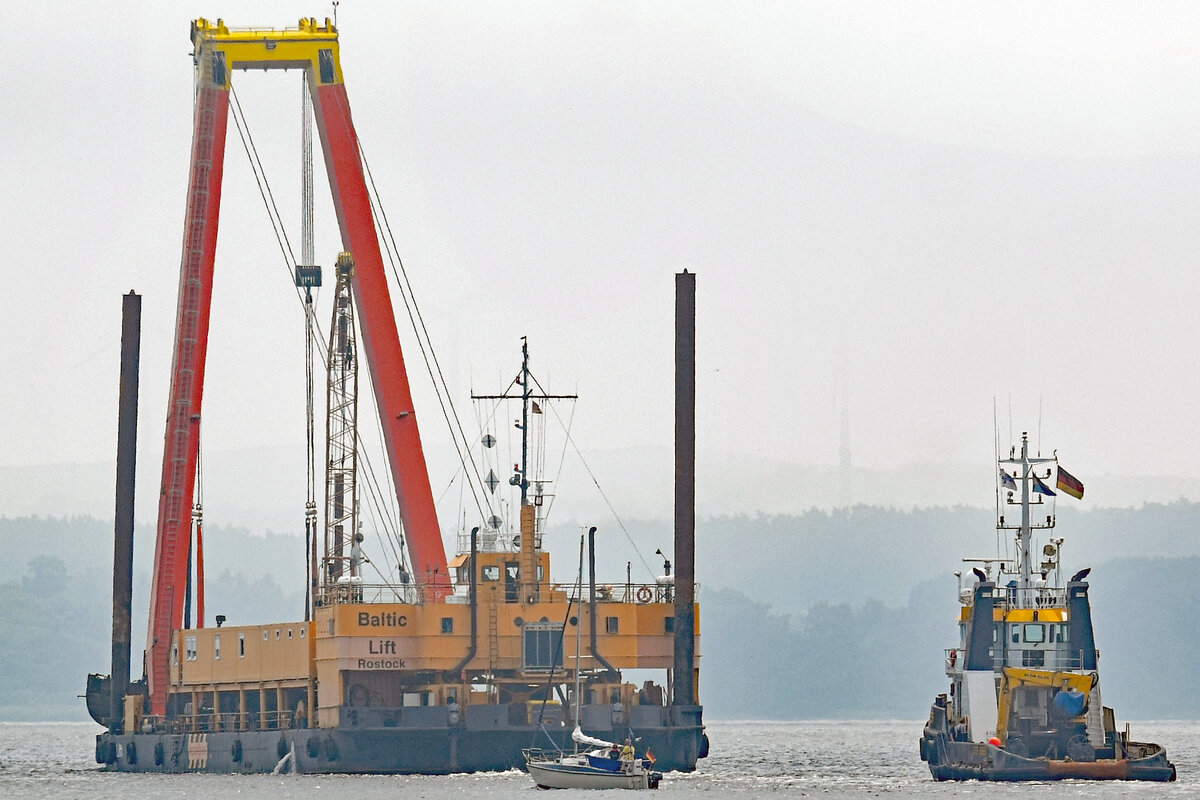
[139,709,296,734]
[314,581,698,606]
[944,647,1093,672]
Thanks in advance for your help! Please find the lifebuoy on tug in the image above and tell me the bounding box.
[948,649,957,668]
[636,586,653,603]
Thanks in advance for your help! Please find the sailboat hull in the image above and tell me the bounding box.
[527,759,660,789]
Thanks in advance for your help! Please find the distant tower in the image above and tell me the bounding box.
[837,336,852,508]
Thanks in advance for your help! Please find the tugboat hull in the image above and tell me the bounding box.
[921,722,1176,782]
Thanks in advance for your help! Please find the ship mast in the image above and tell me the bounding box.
[472,340,576,602]
[999,432,1056,604]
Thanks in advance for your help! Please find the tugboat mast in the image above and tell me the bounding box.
[999,432,1056,605]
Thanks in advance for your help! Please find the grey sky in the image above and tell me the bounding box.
[3,2,1200,532]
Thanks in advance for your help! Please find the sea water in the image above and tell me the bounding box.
[2,719,1199,799]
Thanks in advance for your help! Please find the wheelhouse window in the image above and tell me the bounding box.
[482,566,500,581]
[1023,624,1045,643]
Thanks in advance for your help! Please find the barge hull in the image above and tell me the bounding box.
[95,717,705,774]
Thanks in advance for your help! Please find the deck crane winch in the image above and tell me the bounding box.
[146,17,450,717]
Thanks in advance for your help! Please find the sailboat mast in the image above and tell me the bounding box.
[574,534,584,736]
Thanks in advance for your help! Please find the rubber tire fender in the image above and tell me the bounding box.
[278,736,290,761]
[306,736,321,759]
[126,741,137,765]
[698,732,710,759]
[324,736,340,762]
[154,742,165,766]
[231,739,243,763]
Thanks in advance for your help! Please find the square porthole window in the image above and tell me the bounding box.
[605,616,619,634]
[664,617,674,633]
[263,631,269,642]
[441,617,454,634]
[300,628,306,638]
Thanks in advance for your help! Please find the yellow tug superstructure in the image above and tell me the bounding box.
[85,18,706,775]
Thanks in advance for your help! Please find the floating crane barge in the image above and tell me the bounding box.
[86,18,706,774]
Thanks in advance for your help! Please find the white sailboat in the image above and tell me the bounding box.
[524,536,663,790]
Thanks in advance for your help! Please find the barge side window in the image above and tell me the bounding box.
[238,633,245,658]
[214,634,221,660]
[482,566,500,581]
[1023,623,1045,643]
[522,623,565,671]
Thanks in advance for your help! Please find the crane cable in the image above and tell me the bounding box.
[229,85,410,586]
[325,88,495,527]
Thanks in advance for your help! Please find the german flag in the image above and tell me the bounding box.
[1057,466,1085,500]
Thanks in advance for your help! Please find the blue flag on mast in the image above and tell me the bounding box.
[1032,473,1057,497]
[999,469,1017,492]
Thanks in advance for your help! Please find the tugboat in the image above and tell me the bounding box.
[919,432,1176,782]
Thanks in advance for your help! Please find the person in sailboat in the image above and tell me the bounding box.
[621,738,635,774]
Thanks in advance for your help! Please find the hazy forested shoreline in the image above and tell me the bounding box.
[3,503,1199,721]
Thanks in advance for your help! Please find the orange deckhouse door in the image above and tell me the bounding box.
[146,18,450,716]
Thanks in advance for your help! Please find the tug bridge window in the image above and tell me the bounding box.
[1023,624,1045,644]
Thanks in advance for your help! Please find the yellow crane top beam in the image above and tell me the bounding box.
[190,17,343,89]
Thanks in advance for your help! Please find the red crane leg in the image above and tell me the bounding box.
[311,79,450,598]
[146,83,229,715]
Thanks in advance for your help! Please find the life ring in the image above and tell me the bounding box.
[948,649,957,668]
[636,586,653,603]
